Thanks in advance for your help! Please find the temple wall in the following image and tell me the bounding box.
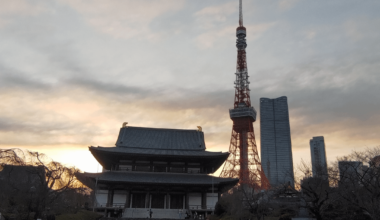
[206,193,218,208]
[95,189,221,212]
[113,190,127,206]
[96,190,108,206]
[188,193,202,209]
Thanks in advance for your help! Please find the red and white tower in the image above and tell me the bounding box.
[220,0,270,190]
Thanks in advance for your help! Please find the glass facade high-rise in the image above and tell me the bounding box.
[310,136,328,178]
[260,96,294,187]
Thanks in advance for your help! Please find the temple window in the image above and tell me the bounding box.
[170,167,185,173]
[153,161,167,172]
[95,189,108,207]
[188,162,201,173]
[118,160,133,171]
[135,161,150,172]
[188,193,202,209]
[119,165,132,171]
[206,193,218,209]
[188,167,200,173]
[169,162,185,173]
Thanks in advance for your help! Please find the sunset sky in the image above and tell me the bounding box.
[0,0,379,174]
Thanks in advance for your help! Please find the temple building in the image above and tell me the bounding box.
[78,124,238,218]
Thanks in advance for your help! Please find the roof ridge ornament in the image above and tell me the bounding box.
[122,122,128,128]
[196,126,203,148]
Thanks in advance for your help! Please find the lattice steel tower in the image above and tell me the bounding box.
[220,0,270,190]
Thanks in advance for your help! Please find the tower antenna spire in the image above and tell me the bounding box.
[239,0,243,27]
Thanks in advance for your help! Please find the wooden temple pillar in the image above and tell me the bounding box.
[166,193,170,209]
[107,187,114,207]
[145,191,151,208]
[132,160,136,171]
[125,189,131,208]
[185,192,189,209]
[185,162,188,173]
[201,191,207,209]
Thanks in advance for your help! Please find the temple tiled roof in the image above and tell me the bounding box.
[115,126,206,150]
[90,146,228,157]
[79,171,238,186]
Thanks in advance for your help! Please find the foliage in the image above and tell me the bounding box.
[55,210,102,220]
[214,186,297,220]
[213,188,251,220]
[206,214,219,220]
[295,146,380,220]
[0,148,92,219]
[335,146,380,220]
[278,213,292,220]
[214,200,227,216]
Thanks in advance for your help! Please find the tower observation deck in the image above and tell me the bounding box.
[220,0,270,190]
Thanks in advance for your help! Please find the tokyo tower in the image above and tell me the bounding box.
[220,0,270,190]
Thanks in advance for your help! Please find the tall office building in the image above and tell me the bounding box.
[310,136,328,178]
[260,96,294,187]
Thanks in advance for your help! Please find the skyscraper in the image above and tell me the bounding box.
[310,136,328,178]
[260,96,294,187]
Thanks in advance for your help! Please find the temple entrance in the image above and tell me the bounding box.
[132,193,146,208]
[170,194,184,209]
[151,194,165,208]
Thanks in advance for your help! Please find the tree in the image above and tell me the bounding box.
[216,188,249,220]
[297,160,333,220]
[294,146,380,220]
[0,148,91,219]
[214,186,282,220]
[240,187,275,220]
[334,146,380,220]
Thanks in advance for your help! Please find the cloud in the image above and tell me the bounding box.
[194,25,234,49]
[59,0,185,40]
[0,0,47,27]
[1,21,379,164]
[0,0,380,173]
[192,1,238,49]
[194,1,237,29]
[278,0,300,10]
[0,72,233,147]
[192,1,275,49]
[344,18,380,42]
[245,22,276,41]
[0,68,49,90]
[249,51,380,159]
